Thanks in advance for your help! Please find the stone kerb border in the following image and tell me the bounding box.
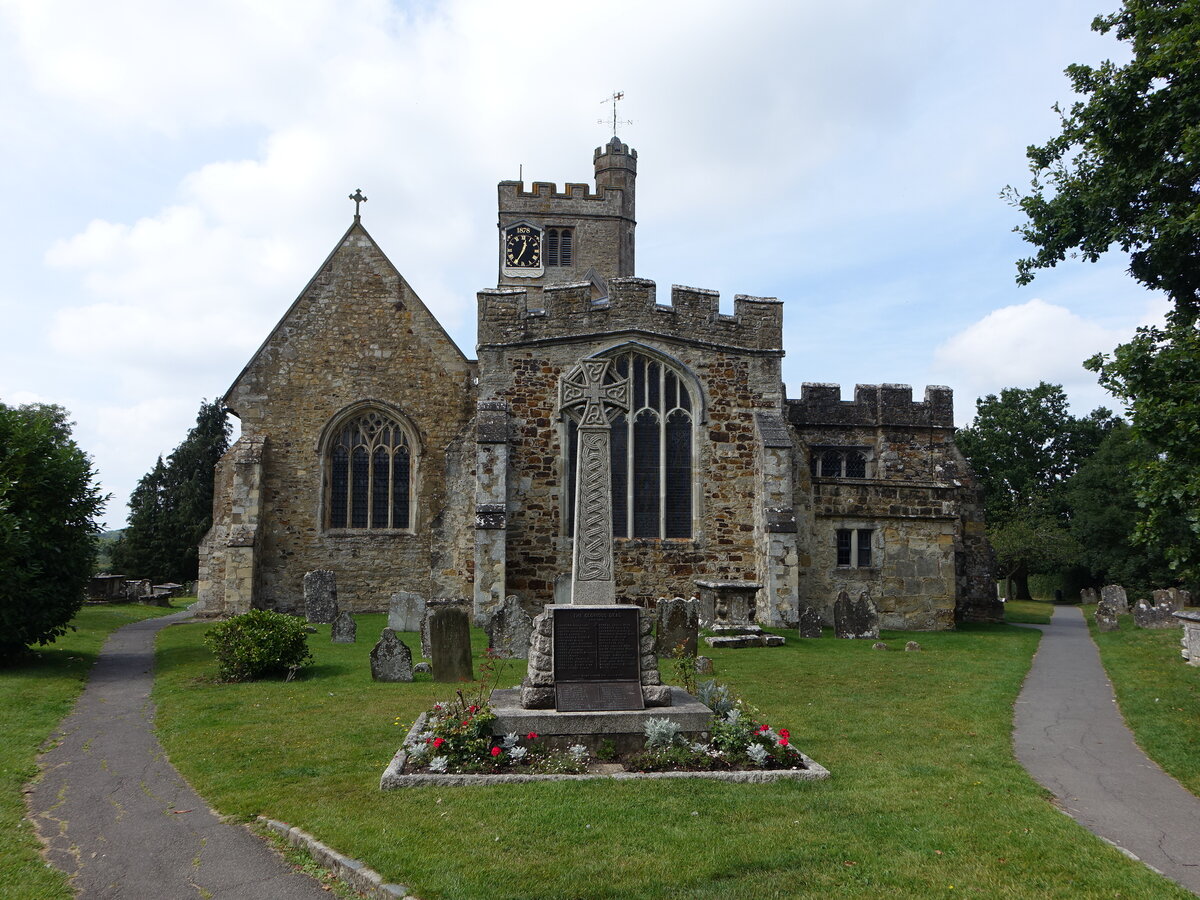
[257,817,415,899]
[379,713,830,789]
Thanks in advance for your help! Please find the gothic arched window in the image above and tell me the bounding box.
[567,350,695,539]
[325,408,413,530]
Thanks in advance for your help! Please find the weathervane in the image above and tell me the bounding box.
[598,91,632,137]
[349,188,367,221]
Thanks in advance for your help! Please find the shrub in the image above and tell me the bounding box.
[204,609,313,682]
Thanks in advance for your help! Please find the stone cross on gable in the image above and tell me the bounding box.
[559,359,629,605]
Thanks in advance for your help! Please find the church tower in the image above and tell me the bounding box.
[496,137,637,293]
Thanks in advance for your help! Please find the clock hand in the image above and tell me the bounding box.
[514,238,527,263]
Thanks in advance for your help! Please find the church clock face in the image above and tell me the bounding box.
[502,222,544,277]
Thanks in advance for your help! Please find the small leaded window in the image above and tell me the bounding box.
[327,410,412,530]
[835,528,875,568]
[546,227,574,266]
[567,350,694,539]
[811,447,870,478]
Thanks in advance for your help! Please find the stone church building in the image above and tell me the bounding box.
[198,138,998,631]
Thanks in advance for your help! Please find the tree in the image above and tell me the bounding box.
[112,399,230,583]
[955,383,1117,599]
[1067,422,1181,591]
[0,403,105,656]
[1008,0,1200,581]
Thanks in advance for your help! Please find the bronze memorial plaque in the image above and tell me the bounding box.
[552,606,643,711]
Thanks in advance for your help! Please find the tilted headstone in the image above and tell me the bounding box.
[429,603,474,682]
[1132,598,1176,629]
[486,594,533,659]
[654,596,699,657]
[370,628,413,682]
[1100,584,1129,615]
[303,570,338,624]
[834,590,879,640]
[1095,604,1120,632]
[331,611,357,643]
[797,605,822,639]
[387,591,426,633]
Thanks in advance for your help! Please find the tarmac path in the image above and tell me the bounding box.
[27,609,331,899]
[1013,604,1200,896]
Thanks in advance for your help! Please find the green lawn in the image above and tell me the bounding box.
[1002,599,1054,625]
[0,601,181,900]
[1085,606,1200,797]
[149,614,1192,899]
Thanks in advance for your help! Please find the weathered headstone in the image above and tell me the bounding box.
[331,611,356,643]
[1095,604,1120,632]
[1174,588,1193,608]
[1080,587,1099,605]
[797,605,822,639]
[413,662,432,675]
[1132,598,1176,629]
[694,656,714,675]
[303,570,338,624]
[485,594,534,659]
[387,591,425,633]
[370,628,413,682]
[834,590,879,640]
[417,602,463,657]
[560,358,629,605]
[1153,589,1183,612]
[696,580,760,627]
[429,603,474,682]
[654,596,699,657]
[871,641,888,651]
[1100,584,1129,615]
[904,641,922,652]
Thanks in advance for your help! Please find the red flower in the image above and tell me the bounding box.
[778,737,789,747]
[779,728,790,740]
[469,705,479,714]
[757,724,769,734]
[491,746,502,757]
[433,737,444,748]
[526,732,538,740]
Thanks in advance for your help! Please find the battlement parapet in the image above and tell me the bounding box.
[787,383,954,428]
[498,180,628,219]
[477,277,783,352]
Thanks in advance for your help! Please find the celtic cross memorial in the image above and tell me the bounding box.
[559,358,630,605]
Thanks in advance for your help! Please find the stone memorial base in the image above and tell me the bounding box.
[1174,610,1200,665]
[704,624,786,649]
[490,687,713,754]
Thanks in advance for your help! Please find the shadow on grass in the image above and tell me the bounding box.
[0,647,100,678]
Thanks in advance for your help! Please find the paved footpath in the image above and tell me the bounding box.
[28,610,330,899]
[1014,605,1200,896]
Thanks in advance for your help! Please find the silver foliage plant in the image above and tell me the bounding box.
[643,716,682,750]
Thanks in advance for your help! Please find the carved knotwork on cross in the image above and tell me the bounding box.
[559,359,629,427]
[559,358,630,604]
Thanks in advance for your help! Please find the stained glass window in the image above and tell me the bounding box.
[327,410,413,530]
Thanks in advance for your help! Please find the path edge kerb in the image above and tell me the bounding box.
[258,817,416,899]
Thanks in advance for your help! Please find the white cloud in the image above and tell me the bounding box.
[933,297,1168,423]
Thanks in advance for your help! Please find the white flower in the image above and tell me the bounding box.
[747,744,769,767]
[428,756,449,773]
[502,732,520,749]
[568,744,588,762]
[509,746,528,762]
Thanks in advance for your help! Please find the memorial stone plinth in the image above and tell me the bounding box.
[1173,610,1200,665]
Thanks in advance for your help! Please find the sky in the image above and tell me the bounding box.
[0,0,1166,529]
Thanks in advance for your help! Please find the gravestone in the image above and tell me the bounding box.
[485,594,533,659]
[1080,587,1099,605]
[1095,604,1120,632]
[834,590,879,640]
[1174,588,1193,608]
[331,611,356,643]
[429,603,474,682]
[370,629,413,682]
[694,656,714,675]
[413,662,432,675]
[1153,589,1183,612]
[1132,598,1176,629]
[387,591,425,633]
[696,581,760,627]
[904,641,922,652]
[797,605,822,639]
[1100,584,1129,615]
[654,596,698,657]
[303,570,338,624]
[421,599,468,658]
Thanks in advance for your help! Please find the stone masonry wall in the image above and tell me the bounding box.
[206,223,477,614]
[787,382,992,630]
[476,277,785,613]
